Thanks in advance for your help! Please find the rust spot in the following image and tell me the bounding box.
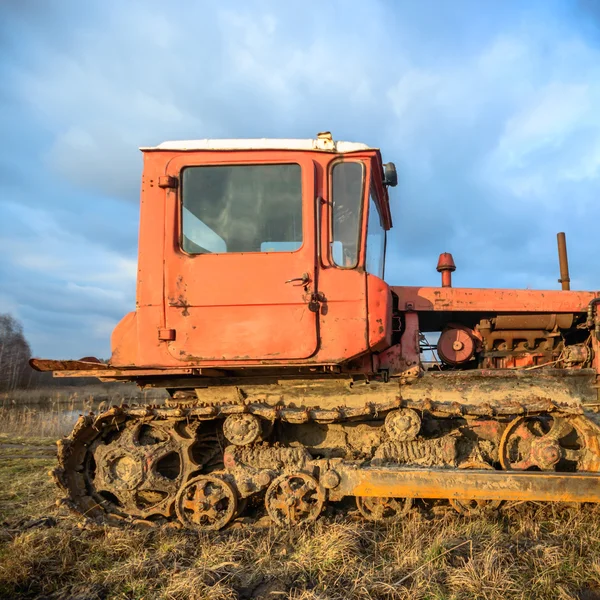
[169,295,190,316]
[175,274,186,292]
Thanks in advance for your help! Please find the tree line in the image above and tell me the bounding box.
[0,313,100,392]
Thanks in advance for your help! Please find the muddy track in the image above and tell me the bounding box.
[52,399,600,530]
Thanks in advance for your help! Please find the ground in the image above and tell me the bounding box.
[2,435,600,599]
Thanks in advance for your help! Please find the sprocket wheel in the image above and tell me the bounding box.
[356,496,413,522]
[499,415,592,472]
[88,420,202,520]
[449,461,503,515]
[58,413,226,524]
[265,472,325,527]
[175,475,237,531]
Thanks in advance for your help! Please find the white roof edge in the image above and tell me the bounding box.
[140,138,376,153]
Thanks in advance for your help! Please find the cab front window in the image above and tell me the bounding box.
[181,163,303,254]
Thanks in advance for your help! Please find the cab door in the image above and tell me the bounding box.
[163,152,319,362]
[315,153,392,363]
[315,158,370,361]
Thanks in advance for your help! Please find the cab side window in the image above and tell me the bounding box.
[182,164,303,254]
[365,187,386,278]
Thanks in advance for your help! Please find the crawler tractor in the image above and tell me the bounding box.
[32,132,600,529]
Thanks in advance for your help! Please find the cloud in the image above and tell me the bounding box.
[1,0,599,359]
[0,202,135,357]
[378,24,600,290]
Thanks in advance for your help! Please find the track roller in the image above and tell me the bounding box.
[355,496,413,522]
[448,461,502,515]
[175,475,238,531]
[265,472,325,527]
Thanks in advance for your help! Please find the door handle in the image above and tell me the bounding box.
[285,273,311,286]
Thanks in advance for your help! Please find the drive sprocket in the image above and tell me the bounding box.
[54,408,225,525]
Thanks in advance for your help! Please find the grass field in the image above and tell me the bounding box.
[0,385,167,438]
[2,432,600,599]
[0,383,166,406]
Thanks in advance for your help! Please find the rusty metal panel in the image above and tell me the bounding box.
[392,286,600,313]
[337,465,600,503]
[53,368,195,378]
[162,152,320,362]
[376,312,421,380]
[29,358,108,372]
[366,274,392,352]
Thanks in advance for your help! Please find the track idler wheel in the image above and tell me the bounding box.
[449,461,503,515]
[265,472,325,527]
[356,496,413,522]
[499,416,588,471]
[175,475,238,531]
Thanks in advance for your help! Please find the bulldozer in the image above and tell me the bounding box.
[31,132,600,529]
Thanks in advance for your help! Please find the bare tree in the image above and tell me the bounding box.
[0,314,33,392]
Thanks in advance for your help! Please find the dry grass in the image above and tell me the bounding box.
[0,386,167,438]
[1,383,166,406]
[2,438,600,599]
[0,398,97,438]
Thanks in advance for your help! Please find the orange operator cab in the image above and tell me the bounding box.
[110,132,397,372]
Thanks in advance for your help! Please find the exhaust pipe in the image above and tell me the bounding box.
[557,232,570,291]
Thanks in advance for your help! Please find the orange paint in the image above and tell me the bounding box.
[393,286,600,314]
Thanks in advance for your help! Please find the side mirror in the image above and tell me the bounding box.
[383,162,398,187]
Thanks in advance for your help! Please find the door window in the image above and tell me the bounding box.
[181,164,302,254]
[331,161,364,268]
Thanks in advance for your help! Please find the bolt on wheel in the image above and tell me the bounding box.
[175,475,237,531]
[356,496,413,522]
[449,461,503,515]
[265,472,325,527]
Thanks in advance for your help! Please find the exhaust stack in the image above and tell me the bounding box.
[557,232,571,291]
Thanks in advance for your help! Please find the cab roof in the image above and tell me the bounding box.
[141,133,376,154]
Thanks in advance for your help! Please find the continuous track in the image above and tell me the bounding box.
[53,396,600,530]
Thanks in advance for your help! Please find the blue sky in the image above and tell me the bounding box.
[1,0,599,359]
